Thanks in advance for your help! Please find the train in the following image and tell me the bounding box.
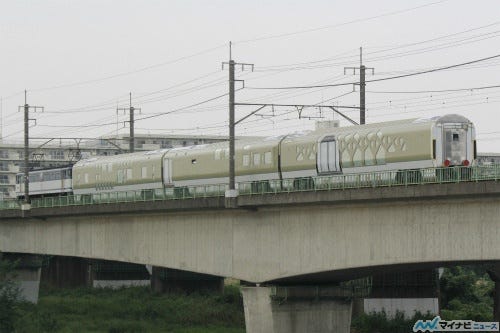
[15,114,477,199]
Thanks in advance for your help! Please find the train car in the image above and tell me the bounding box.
[70,113,476,198]
[15,166,73,199]
[71,149,167,198]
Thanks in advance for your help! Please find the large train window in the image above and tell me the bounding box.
[317,136,340,173]
[242,155,250,167]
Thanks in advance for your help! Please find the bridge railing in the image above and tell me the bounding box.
[238,164,500,195]
[29,183,227,209]
[1,165,499,210]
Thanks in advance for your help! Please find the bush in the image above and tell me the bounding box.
[352,310,434,333]
[0,256,21,333]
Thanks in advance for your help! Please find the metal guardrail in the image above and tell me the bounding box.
[0,165,499,210]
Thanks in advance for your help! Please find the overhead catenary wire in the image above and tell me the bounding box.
[253,21,500,72]
[246,54,500,90]
[367,84,500,94]
[234,0,448,44]
[28,44,227,93]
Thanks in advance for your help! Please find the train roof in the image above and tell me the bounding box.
[73,149,170,167]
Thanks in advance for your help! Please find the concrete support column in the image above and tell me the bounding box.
[241,286,352,333]
[2,253,42,303]
[486,264,500,322]
[150,267,224,294]
[40,256,93,289]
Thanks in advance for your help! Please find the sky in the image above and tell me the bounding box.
[0,0,499,152]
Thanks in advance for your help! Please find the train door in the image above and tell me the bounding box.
[442,124,470,166]
[317,135,341,174]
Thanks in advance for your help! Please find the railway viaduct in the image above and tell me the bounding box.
[1,180,500,333]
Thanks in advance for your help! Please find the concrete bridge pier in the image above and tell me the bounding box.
[41,256,94,289]
[1,253,42,303]
[241,286,352,333]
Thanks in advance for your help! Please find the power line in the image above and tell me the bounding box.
[235,0,448,44]
[132,90,235,122]
[253,24,500,73]
[27,44,227,93]
[246,54,500,90]
[367,84,500,94]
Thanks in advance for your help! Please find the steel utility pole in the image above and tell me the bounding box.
[222,42,253,198]
[344,47,374,125]
[229,52,235,192]
[19,90,44,204]
[117,93,141,153]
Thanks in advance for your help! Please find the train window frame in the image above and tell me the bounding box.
[243,155,250,167]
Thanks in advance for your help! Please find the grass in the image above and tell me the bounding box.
[13,285,245,333]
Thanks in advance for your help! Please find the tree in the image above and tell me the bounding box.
[440,266,494,321]
[0,255,21,333]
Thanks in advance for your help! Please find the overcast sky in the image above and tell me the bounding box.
[0,0,499,151]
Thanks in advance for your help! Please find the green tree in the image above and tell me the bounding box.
[440,265,494,321]
[0,255,21,333]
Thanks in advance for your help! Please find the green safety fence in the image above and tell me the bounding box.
[238,165,500,195]
[1,165,499,210]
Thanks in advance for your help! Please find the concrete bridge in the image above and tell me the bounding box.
[1,180,500,332]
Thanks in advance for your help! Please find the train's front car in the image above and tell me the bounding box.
[432,114,476,168]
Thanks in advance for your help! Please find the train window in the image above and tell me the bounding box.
[253,153,261,166]
[243,155,250,167]
[117,170,123,183]
[142,167,147,179]
[264,152,272,164]
[453,133,459,141]
[29,174,40,182]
